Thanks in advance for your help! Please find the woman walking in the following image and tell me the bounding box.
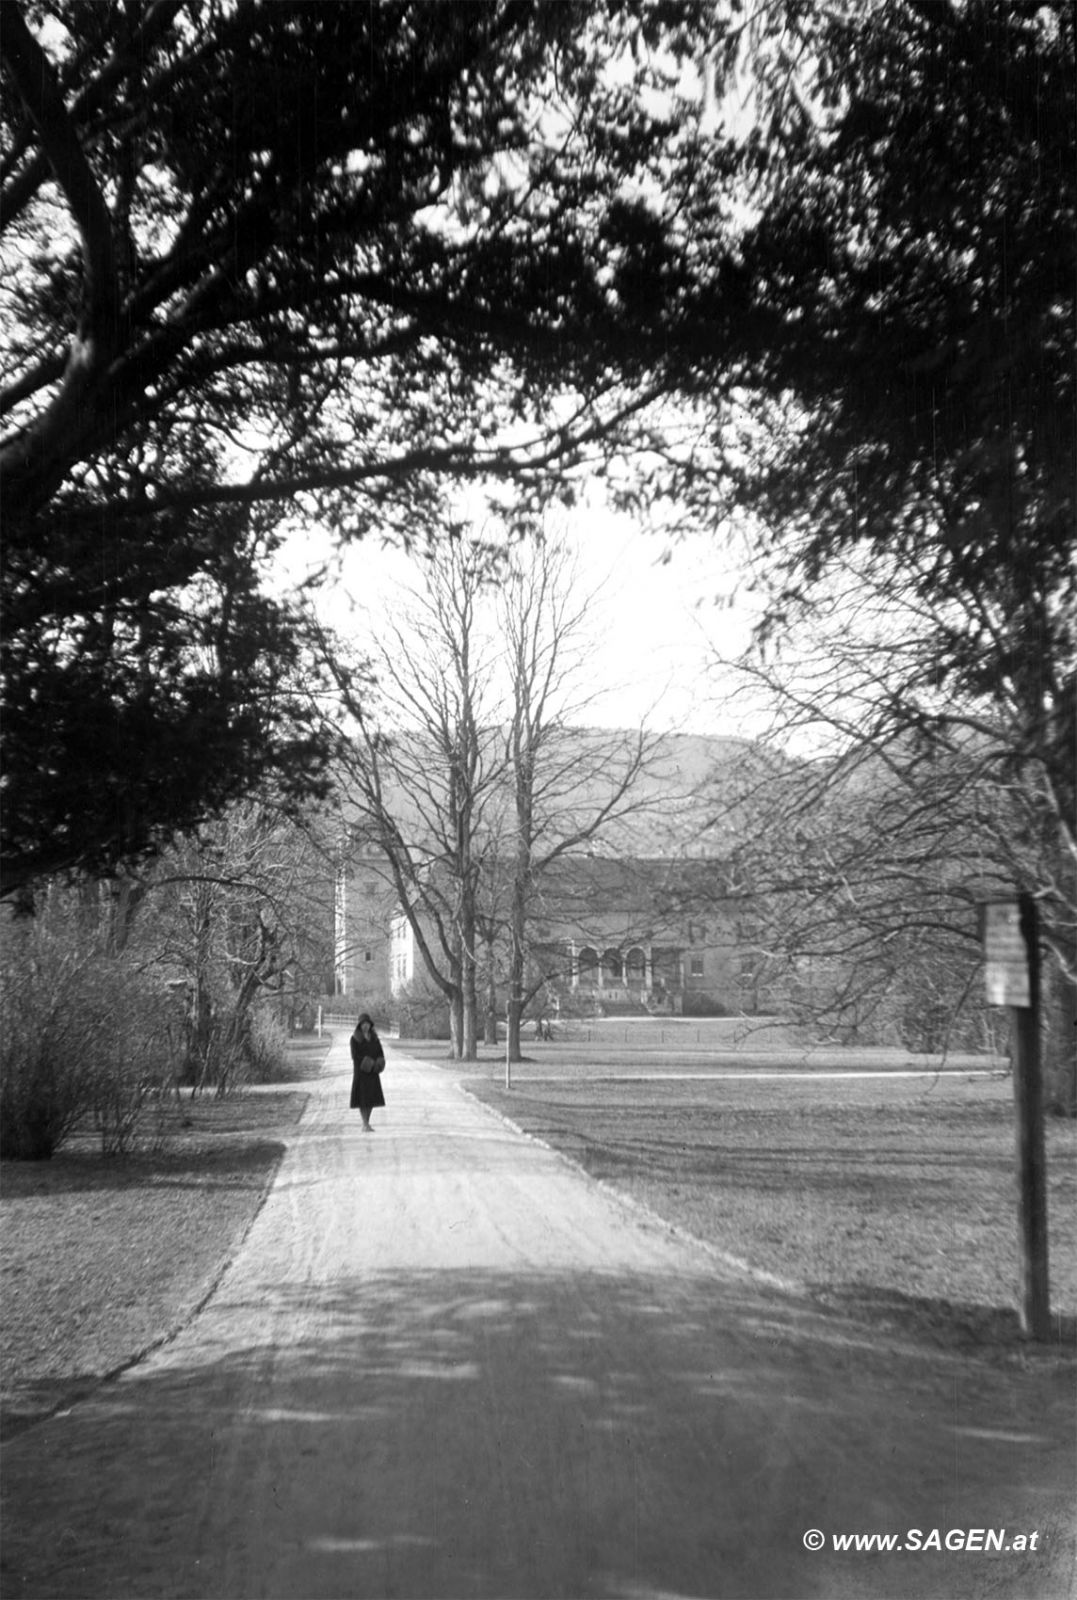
[349,1012,386,1131]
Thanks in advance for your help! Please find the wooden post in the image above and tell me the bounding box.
[1012,895,1050,1340]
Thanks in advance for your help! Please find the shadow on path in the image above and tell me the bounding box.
[3,1266,1072,1600]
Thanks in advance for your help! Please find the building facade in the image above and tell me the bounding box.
[514,856,744,1017]
[353,855,757,1020]
[332,850,397,1001]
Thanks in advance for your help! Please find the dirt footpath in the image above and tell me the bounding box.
[2,1042,1072,1599]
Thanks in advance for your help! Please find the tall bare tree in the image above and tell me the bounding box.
[703,552,1075,1105]
[315,528,673,1059]
[498,539,664,1060]
[318,538,508,1059]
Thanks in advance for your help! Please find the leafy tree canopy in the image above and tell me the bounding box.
[697,0,1075,817]
[3,0,1072,902]
[0,0,722,896]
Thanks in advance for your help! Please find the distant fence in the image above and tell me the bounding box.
[316,1012,405,1038]
[316,1011,357,1034]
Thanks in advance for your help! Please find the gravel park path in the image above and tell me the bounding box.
[2,1040,1072,1600]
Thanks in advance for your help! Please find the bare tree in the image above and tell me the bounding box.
[703,552,1075,1103]
[498,539,666,1060]
[314,529,674,1059]
[318,539,509,1059]
[130,804,335,1090]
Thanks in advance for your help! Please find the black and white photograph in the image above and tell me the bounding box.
[1,3,1074,1596]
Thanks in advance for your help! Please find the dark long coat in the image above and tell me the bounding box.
[349,1026,386,1112]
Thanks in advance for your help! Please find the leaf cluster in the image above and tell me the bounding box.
[0,0,725,894]
[714,2,1075,754]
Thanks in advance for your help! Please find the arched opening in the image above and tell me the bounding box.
[577,946,599,985]
[625,946,646,988]
[602,947,623,985]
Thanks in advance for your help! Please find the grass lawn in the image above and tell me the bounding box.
[3,1032,1072,1443]
[455,1052,1076,1359]
[0,1036,331,1439]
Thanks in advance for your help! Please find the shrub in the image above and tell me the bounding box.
[0,901,182,1159]
[1,923,100,1158]
[245,1008,291,1083]
[87,967,180,1155]
[390,976,450,1040]
[0,1042,89,1160]
[681,991,731,1019]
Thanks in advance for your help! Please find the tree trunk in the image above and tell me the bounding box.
[507,986,524,1064]
[507,855,528,1063]
[461,987,477,1060]
[484,946,499,1046]
[448,992,463,1059]
[459,902,479,1061]
[1045,961,1077,1117]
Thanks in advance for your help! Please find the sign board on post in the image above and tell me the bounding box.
[983,900,1031,1008]
[981,894,1050,1340]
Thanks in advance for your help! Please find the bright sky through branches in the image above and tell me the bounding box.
[276,509,761,740]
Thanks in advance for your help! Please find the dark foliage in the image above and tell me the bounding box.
[1,1,715,895]
[3,0,1072,929]
[717,1,1075,811]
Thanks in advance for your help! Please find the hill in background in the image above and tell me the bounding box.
[337,727,796,861]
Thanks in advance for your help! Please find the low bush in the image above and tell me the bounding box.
[681,992,731,1018]
[245,1009,292,1083]
[0,907,182,1159]
[1,928,97,1159]
[88,968,180,1155]
[391,976,449,1040]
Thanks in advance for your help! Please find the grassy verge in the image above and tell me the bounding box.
[0,1036,331,1438]
[399,1035,1004,1073]
[463,1070,1077,1359]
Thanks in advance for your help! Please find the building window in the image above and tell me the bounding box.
[689,955,705,978]
[625,946,646,988]
[364,950,373,964]
[652,946,681,986]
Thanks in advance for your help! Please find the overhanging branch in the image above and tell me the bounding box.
[0,1,121,502]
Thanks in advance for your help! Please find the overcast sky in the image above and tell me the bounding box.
[279,507,766,741]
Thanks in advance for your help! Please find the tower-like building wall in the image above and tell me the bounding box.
[334,850,396,1000]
